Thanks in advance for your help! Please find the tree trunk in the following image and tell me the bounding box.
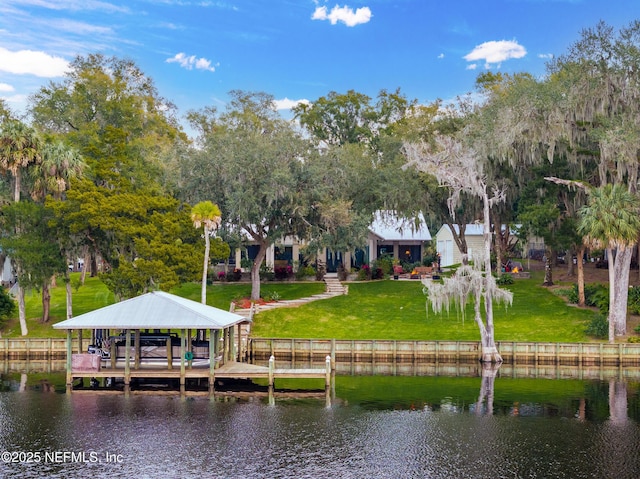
[567,247,575,277]
[542,250,553,286]
[201,228,210,304]
[65,272,73,319]
[13,170,21,203]
[17,284,27,336]
[606,247,615,343]
[479,194,502,363]
[250,242,268,301]
[577,245,586,307]
[612,246,632,337]
[81,245,89,285]
[41,281,51,323]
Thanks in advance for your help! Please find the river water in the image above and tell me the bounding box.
[1,366,639,479]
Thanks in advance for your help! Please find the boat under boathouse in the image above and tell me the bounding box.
[54,291,331,395]
[53,291,251,393]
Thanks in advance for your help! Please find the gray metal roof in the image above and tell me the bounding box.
[53,291,248,330]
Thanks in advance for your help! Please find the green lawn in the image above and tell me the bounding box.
[250,276,595,342]
[2,272,596,342]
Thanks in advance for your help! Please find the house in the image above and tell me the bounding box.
[435,223,537,267]
[435,224,485,267]
[232,211,432,273]
[365,211,432,266]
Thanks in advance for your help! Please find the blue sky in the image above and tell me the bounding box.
[0,0,637,123]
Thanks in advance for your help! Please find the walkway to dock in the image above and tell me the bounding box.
[232,274,348,319]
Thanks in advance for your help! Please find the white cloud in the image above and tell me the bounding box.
[437,53,444,59]
[166,53,218,72]
[538,53,553,59]
[312,5,372,27]
[0,83,14,92]
[274,98,309,110]
[464,40,526,67]
[0,47,69,77]
[466,64,478,70]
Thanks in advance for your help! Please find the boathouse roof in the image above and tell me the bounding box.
[53,291,247,330]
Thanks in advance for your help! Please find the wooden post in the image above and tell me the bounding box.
[325,355,331,388]
[66,329,73,392]
[180,329,186,390]
[268,355,275,387]
[209,328,215,394]
[110,333,116,370]
[124,329,131,389]
[331,338,336,371]
[213,330,220,368]
[166,337,173,370]
[237,324,242,363]
[134,330,140,370]
[229,326,235,362]
[77,329,83,354]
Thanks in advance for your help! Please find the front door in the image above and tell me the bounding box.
[326,250,342,273]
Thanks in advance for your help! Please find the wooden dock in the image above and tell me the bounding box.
[66,355,332,394]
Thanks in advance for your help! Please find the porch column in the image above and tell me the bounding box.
[77,329,83,354]
[266,244,275,268]
[236,324,242,363]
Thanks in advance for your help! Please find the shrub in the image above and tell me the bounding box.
[295,265,315,280]
[372,255,393,276]
[568,283,609,313]
[217,271,226,281]
[259,264,274,281]
[357,264,371,281]
[628,286,640,315]
[0,287,15,330]
[228,268,242,282]
[274,265,293,280]
[628,336,640,343]
[585,313,608,339]
[496,274,514,285]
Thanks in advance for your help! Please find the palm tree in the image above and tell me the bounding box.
[31,140,85,200]
[0,120,41,202]
[578,184,640,342]
[191,201,222,304]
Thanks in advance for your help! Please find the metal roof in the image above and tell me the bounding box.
[53,291,248,330]
[369,211,432,241]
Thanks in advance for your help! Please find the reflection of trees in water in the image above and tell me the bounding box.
[474,363,500,415]
[608,380,628,424]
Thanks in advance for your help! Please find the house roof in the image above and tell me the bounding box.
[369,211,432,241]
[53,291,248,330]
[437,224,485,237]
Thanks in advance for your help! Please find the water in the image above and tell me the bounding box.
[1,368,639,479]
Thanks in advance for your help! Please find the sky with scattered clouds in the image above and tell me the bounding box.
[0,0,636,122]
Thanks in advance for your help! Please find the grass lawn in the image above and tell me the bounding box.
[250,274,596,343]
[2,271,597,342]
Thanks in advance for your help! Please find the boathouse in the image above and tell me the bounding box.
[53,291,249,393]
